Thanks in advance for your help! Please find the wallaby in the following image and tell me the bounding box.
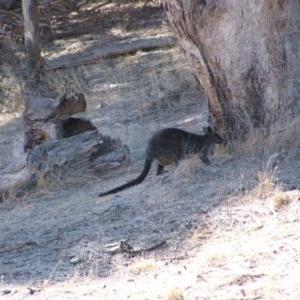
[98,126,224,197]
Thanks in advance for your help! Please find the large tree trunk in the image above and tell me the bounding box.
[164,0,300,142]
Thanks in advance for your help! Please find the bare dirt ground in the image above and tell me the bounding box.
[1,1,300,299]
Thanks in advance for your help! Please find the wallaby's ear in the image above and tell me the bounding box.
[206,126,213,134]
[203,126,207,134]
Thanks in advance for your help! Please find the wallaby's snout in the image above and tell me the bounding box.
[203,126,225,144]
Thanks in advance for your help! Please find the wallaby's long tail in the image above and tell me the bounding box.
[98,157,152,197]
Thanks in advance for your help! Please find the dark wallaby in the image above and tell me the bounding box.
[98,126,224,197]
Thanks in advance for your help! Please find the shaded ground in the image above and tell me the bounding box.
[1,1,300,299]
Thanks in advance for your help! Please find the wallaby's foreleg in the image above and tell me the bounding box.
[202,157,210,165]
[199,149,210,165]
[156,163,164,175]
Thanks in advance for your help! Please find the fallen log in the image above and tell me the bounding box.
[47,36,177,69]
[27,131,129,176]
[23,92,93,151]
[0,92,130,200]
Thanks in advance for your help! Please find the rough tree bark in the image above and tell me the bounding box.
[163,0,300,141]
[22,0,42,85]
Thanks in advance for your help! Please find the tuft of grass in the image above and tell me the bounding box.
[236,117,300,157]
[167,288,185,300]
[37,66,89,99]
[254,164,278,200]
[172,154,203,182]
[129,259,157,276]
[250,158,291,209]
[272,191,291,208]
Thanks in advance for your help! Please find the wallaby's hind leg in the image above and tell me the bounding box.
[156,163,164,175]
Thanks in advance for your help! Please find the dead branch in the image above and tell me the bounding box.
[105,240,167,255]
[47,36,177,69]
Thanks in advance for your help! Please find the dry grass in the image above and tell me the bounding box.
[172,154,203,182]
[0,39,25,113]
[2,187,299,299]
[167,288,185,300]
[0,37,90,113]
[248,157,292,210]
[128,259,158,275]
[37,66,90,99]
[0,64,25,113]
[186,189,300,299]
[236,118,300,157]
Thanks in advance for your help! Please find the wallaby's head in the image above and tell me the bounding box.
[203,126,225,144]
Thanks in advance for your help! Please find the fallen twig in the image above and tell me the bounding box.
[105,240,167,255]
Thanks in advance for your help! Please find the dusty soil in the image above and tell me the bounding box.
[1,1,300,299]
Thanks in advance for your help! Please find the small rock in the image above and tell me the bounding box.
[70,256,82,264]
[1,290,11,296]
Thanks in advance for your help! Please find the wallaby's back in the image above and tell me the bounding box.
[148,127,224,166]
[98,126,224,197]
